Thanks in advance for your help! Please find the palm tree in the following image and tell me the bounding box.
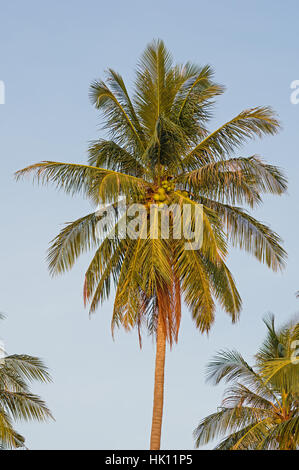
[0,314,53,449]
[194,315,299,450]
[16,40,287,449]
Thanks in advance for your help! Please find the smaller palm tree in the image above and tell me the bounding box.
[0,314,53,449]
[194,315,299,450]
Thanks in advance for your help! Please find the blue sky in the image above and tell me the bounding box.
[0,0,299,449]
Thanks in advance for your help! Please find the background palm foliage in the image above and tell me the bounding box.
[15,40,287,448]
[0,315,52,449]
[194,315,299,450]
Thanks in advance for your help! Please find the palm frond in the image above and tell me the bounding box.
[172,64,224,143]
[3,355,52,384]
[89,76,145,150]
[48,212,101,276]
[193,406,265,448]
[134,39,174,134]
[179,155,287,207]
[202,256,241,321]
[259,417,299,450]
[199,197,286,271]
[183,107,280,169]
[0,391,53,423]
[88,139,146,177]
[0,407,25,449]
[15,161,147,204]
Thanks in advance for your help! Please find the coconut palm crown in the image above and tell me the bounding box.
[0,314,53,449]
[194,315,299,450]
[15,40,287,449]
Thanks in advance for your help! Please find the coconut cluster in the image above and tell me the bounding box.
[152,180,175,208]
[144,179,190,210]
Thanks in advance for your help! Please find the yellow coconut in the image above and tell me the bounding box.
[157,187,166,195]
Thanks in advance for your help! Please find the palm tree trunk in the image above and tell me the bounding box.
[150,311,166,450]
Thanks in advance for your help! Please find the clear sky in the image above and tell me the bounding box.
[0,0,299,450]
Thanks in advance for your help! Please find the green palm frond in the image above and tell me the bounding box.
[15,161,147,205]
[171,64,224,144]
[183,106,280,170]
[193,406,266,448]
[206,349,280,405]
[257,314,299,362]
[134,39,174,134]
[178,245,215,333]
[88,139,146,176]
[256,314,280,361]
[199,198,286,271]
[260,417,299,450]
[260,357,299,393]
[87,237,128,314]
[202,257,241,321]
[0,391,52,422]
[174,64,224,122]
[89,76,145,150]
[105,68,146,144]
[214,422,269,450]
[206,350,256,385]
[179,155,287,207]
[173,192,228,262]
[48,212,101,276]
[47,204,123,278]
[256,315,299,393]
[3,355,51,384]
[0,407,25,449]
[223,384,281,416]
